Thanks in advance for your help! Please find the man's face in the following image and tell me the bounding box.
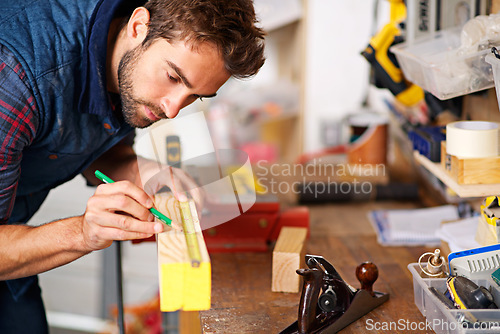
[117,38,230,128]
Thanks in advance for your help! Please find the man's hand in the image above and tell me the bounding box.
[81,180,164,251]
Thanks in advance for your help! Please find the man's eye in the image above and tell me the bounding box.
[167,73,178,83]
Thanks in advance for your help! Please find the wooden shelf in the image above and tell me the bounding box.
[413,151,500,198]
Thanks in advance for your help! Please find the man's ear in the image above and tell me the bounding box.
[126,7,150,43]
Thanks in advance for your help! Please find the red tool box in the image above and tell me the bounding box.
[201,193,309,252]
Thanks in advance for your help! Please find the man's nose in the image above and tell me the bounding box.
[160,97,182,119]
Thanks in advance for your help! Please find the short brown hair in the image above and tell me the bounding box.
[142,0,265,79]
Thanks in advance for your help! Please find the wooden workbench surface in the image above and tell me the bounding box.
[200,201,435,333]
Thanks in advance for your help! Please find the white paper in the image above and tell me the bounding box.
[435,216,481,253]
[387,205,459,242]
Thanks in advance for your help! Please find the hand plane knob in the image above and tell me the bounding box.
[356,262,378,296]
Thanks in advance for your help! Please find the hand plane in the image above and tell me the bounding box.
[280,255,389,334]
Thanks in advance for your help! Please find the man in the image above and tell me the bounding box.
[0,0,265,332]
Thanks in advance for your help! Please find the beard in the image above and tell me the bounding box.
[117,45,165,128]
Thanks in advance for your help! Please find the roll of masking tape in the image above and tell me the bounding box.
[446,121,500,158]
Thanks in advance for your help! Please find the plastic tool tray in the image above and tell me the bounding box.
[391,27,496,100]
[408,263,500,334]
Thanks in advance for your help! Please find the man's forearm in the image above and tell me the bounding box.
[0,216,90,280]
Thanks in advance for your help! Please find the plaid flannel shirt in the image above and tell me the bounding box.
[0,45,38,224]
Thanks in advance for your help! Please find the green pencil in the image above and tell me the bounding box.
[94,170,172,226]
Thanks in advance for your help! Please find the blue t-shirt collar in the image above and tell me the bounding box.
[78,0,145,117]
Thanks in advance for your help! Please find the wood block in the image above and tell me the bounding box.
[272,226,308,293]
[155,193,211,312]
[475,215,498,247]
[441,141,500,184]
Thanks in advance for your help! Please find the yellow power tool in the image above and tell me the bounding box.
[361,0,424,107]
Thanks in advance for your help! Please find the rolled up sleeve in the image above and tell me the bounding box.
[0,46,38,224]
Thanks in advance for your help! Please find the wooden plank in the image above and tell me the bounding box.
[414,151,500,197]
[272,226,308,293]
[155,193,211,312]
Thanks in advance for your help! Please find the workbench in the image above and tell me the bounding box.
[200,200,435,334]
